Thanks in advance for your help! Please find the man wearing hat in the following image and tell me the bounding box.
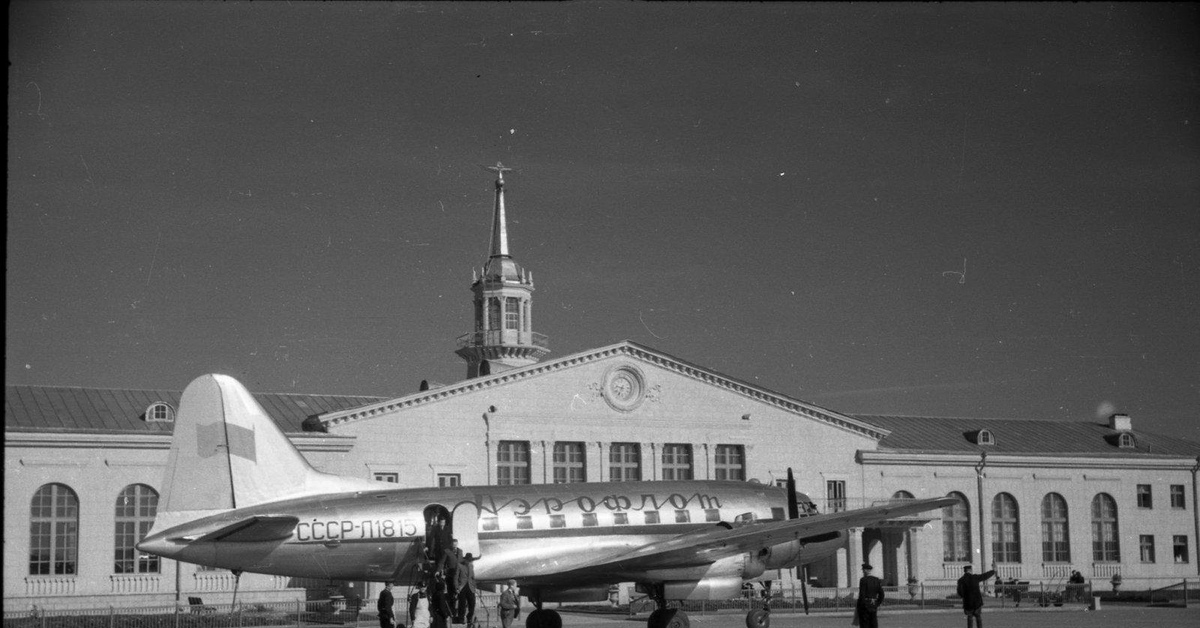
[956,564,996,628]
[856,563,885,628]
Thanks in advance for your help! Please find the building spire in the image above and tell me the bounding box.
[455,162,549,379]
[484,161,513,259]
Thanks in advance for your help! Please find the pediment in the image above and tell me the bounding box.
[316,341,888,439]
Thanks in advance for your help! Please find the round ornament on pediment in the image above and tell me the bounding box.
[602,365,647,412]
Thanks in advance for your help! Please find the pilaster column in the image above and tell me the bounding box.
[846,527,864,588]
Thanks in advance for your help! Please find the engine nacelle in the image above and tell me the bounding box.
[531,585,611,603]
[761,539,803,570]
[663,577,744,601]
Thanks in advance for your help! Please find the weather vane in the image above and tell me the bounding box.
[483,161,514,182]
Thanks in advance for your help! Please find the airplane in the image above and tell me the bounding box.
[138,374,957,628]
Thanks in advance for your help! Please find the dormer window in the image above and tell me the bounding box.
[145,402,175,422]
[965,429,995,446]
[1118,432,1136,449]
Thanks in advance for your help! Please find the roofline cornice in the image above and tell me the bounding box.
[859,449,1198,470]
[4,430,357,453]
[319,341,889,439]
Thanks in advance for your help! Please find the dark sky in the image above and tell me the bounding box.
[8,2,1199,441]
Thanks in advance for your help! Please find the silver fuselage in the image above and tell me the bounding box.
[139,480,838,587]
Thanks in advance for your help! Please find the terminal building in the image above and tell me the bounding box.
[6,166,1200,611]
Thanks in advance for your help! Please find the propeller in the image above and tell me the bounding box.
[786,468,810,615]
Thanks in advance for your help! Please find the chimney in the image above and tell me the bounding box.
[1109,413,1132,431]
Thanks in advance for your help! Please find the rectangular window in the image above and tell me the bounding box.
[582,513,599,527]
[609,443,642,482]
[505,297,520,330]
[674,510,691,523]
[552,442,586,483]
[549,515,565,529]
[481,517,499,532]
[374,473,399,483]
[1137,484,1153,509]
[1171,485,1186,509]
[827,480,847,513]
[1173,536,1189,563]
[705,509,721,522]
[1140,535,1156,563]
[714,444,745,481]
[661,444,693,480]
[516,516,533,530]
[613,512,629,525]
[644,511,660,524]
[497,441,531,485]
[437,474,461,487]
[771,507,785,521]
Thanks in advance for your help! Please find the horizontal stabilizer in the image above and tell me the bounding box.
[188,516,300,543]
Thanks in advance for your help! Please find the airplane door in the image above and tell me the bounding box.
[451,501,481,558]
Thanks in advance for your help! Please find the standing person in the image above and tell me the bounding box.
[441,539,464,611]
[454,553,480,626]
[499,580,520,628]
[855,563,885,628]
[409,582,430,628]
[957,565,997,628]
[429,579,452,628]
[377,583,396,628]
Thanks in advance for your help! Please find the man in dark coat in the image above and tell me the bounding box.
[957,565,997,628]
[377,582,396,628]
[856,563,885,628]
[454,552,479,626]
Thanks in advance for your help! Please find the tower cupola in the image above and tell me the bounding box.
[455,162,550,378]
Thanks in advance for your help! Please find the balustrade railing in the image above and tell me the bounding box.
[24,577,76,597]
[109,574,162,594]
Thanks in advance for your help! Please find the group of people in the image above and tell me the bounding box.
[856,562,997,628]
[377,514,485,628]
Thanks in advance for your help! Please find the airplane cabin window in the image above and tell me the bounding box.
[481,517,499,532]
[705,509,721,522]
[644,511,660,524]
[582,513,599,527]
[516,516,533,530]
[771,507,785,520]
[549,514,565,528]
[675,510,691,523]
[613,512,629,525]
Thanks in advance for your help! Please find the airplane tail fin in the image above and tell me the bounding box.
[157,374,379,522]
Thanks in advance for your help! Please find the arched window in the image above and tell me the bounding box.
[115,484,160,573]
[943,492,971,562]
[992,492,1021,563]
[1041,493,1070,562]
[1092,493,1121,562]
[144,402,174,423]
[30,483,79,575]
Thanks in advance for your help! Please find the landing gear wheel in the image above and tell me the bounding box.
[524,609,561,628]
[647,609,689,628]
[745,608,770,628]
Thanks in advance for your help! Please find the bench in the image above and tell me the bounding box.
[188,597,216,614]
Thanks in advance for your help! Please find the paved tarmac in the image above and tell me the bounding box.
[554,605,1199,628]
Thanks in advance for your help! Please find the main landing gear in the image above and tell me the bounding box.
[744,581,772,628]
[642,584,689,628]
[523,592,561,628]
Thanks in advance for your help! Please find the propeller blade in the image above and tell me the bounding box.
[786,468,799,520]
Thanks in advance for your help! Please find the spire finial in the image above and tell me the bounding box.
[483,161,513,183]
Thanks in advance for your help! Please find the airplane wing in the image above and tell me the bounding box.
[539,496,956,579]
[187,515,300,543]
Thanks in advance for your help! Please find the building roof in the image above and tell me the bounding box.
[4,384,387,435]
[855,414,1200,458]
